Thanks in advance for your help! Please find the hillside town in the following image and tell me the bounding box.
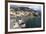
[10,6,41,29]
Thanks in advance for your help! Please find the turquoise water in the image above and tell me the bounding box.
[26,16,41,28]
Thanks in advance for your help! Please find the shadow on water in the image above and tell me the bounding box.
[25,16,41,28]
